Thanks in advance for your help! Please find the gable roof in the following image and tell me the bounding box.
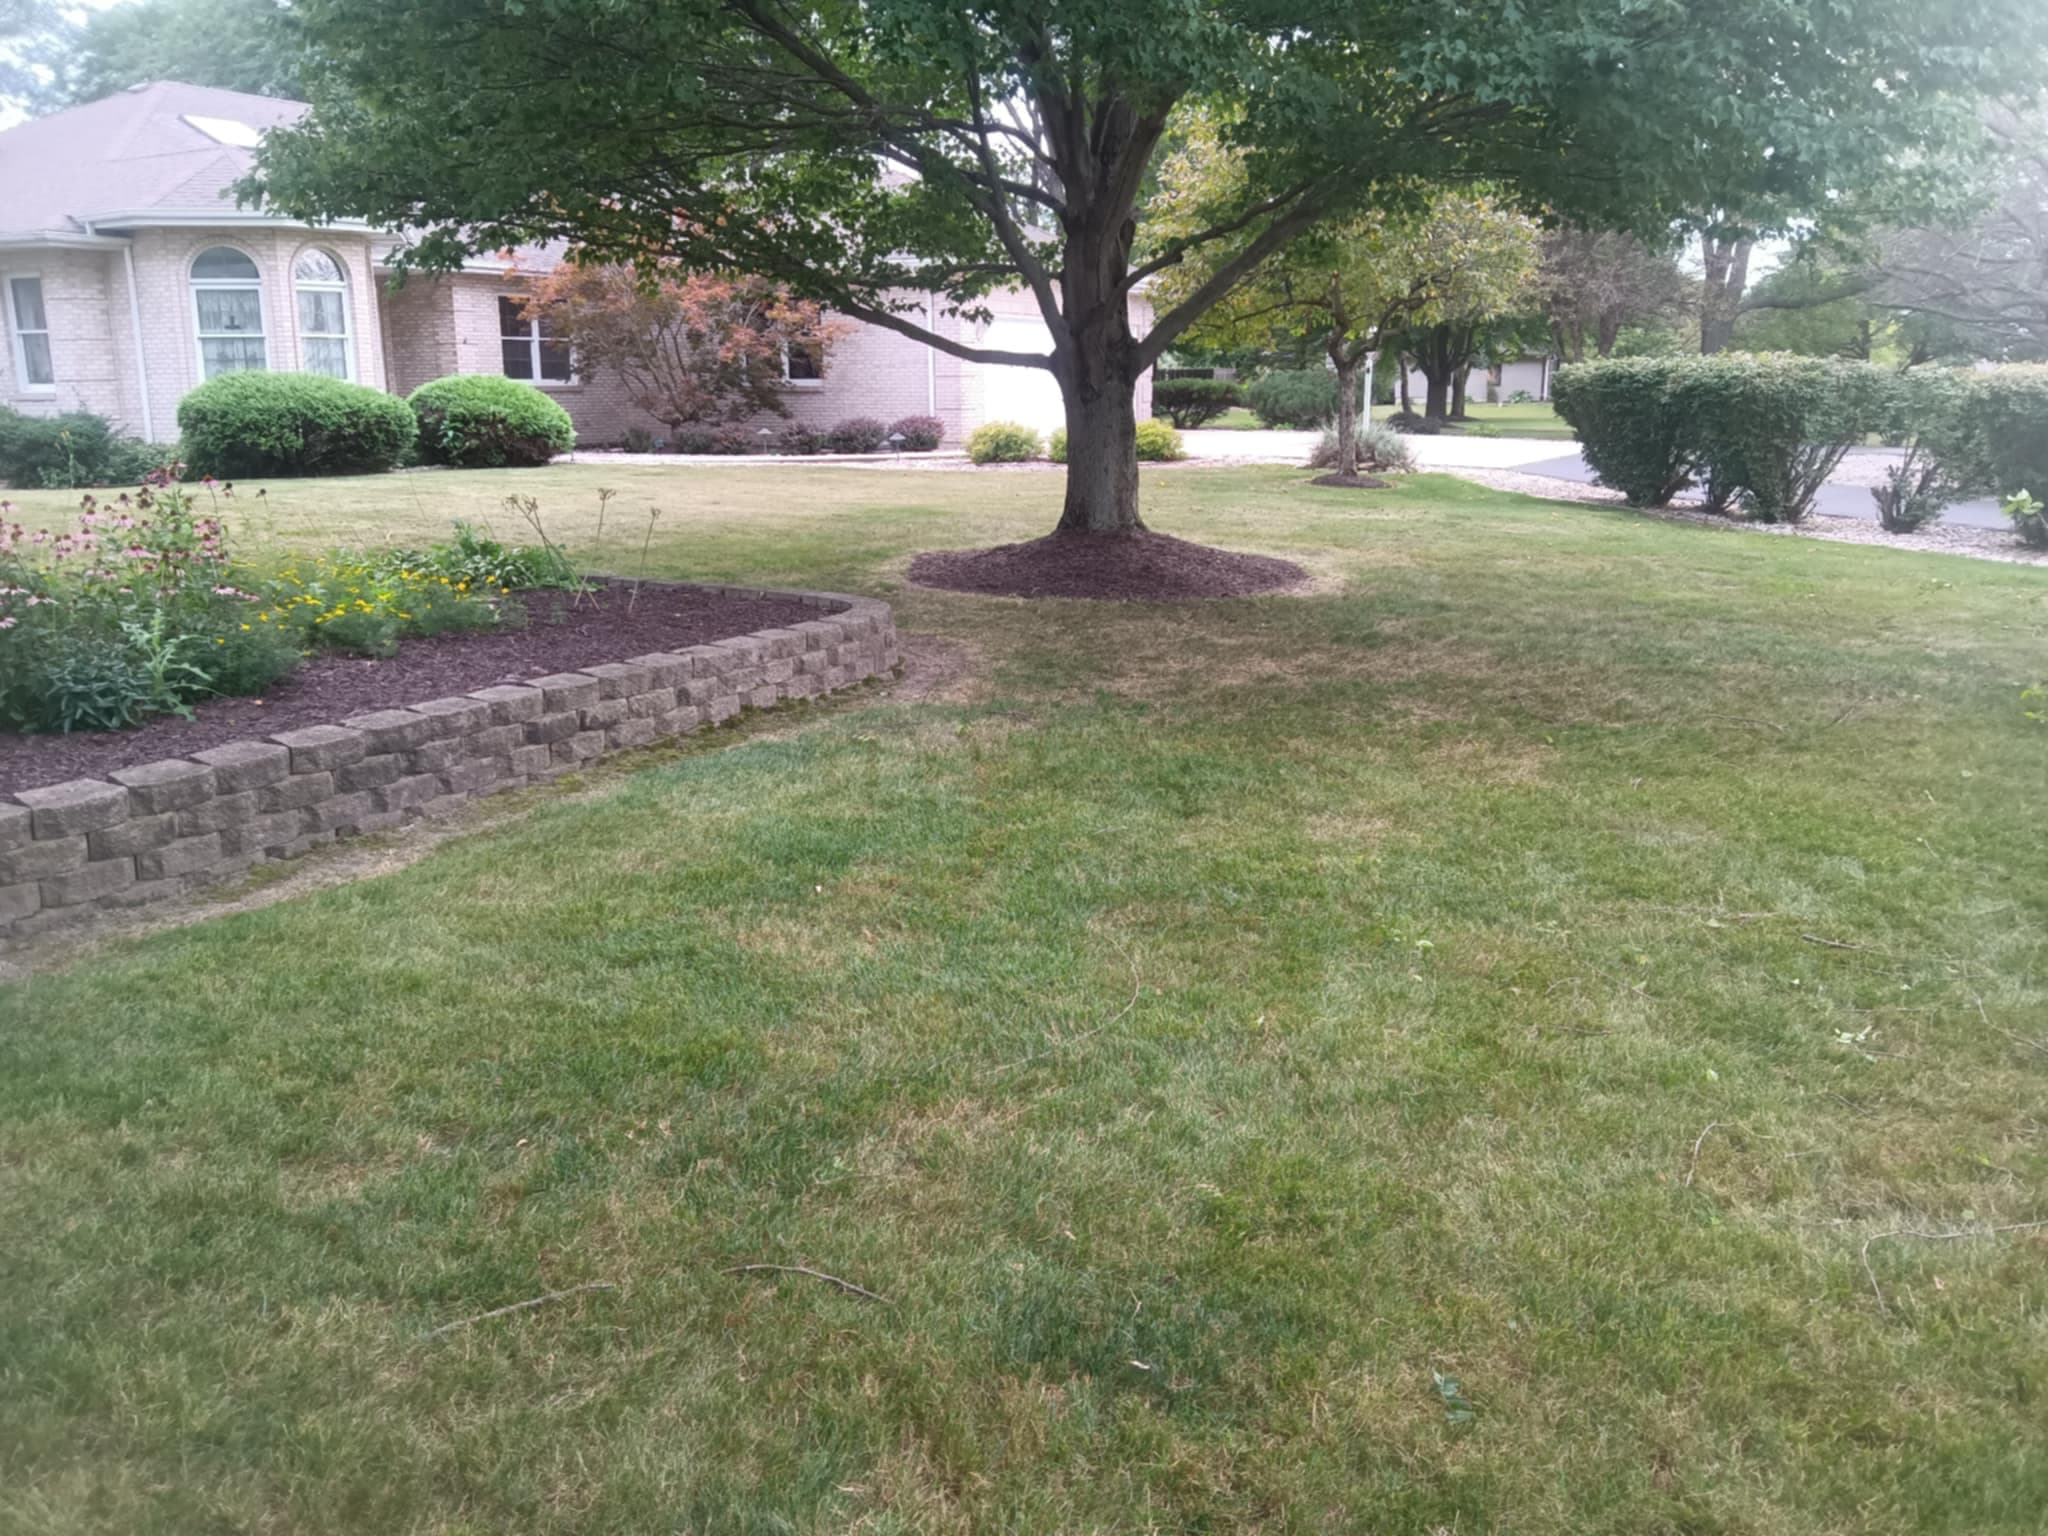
[0,81,317,244]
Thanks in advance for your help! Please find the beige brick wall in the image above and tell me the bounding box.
[1,248,131,424]
[4,232,1155,455]
[3,228,387,444]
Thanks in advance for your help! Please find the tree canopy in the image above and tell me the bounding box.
[251,0,2048,535]
[1537,231,1692,365]
[52,0,308,105]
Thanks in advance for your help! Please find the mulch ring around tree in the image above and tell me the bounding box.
[1308,472,1391,490]
[0,581,823,796]
[907,530,1309,601]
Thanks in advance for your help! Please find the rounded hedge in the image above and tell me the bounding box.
[1245,369,1339,429]
[176,373,416,478]
[408,375,575,468]
[966,421,1042,464]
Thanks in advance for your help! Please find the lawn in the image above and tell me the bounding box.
[1200,400,1576,438]
[4,462,2046,1534]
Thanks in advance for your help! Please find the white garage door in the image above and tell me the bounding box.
[980,317,1066,436]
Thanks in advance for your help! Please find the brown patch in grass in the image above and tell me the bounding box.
[1425,735,1556,785]
[1306,810,1395,847]
[890,632,989,704]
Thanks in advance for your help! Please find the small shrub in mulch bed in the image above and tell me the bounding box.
[907,530,1307,601]
[0,581,822,795]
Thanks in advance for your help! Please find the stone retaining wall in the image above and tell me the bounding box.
[1,586,897,949]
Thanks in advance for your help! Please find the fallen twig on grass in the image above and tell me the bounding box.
[424,1282,617,1339]
[1859,1220,2048,1315]
[1701,713,1785,734]
[983,935,1143,1077]
[1684,1122,1724,1187]
[1800,934,1871,951]
[723,1264,890,1304]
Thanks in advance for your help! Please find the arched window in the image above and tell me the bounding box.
[190,246,266,378]
[293,249,352,379]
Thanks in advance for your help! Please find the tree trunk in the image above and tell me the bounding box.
[1051,229,1147,535]
[1595,314,1622,357]
[1331,357,1361,477]
[1450,365,1469,419]
[1053,368,1142,534]
[1424,371,1451,419]
[1700,235,1752,354]
[1398,358,1412,413]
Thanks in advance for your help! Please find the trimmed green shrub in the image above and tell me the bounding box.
[967,421,1042,464]
[825,416,888,453]
[1944,366,2048,500]
[1551,358,1700,506]
[177,373,415,478]
[1048,428,1065,463]
[1245,369,1339,429]
[1134,418,1187,461]
[887,414,945,451]
[408,375,574,468]
[0,407,172,489]
[1676,355,1895,522]
[1556,354,1899,520]
[1151,377,1241,428]
[1870,368,1973,532]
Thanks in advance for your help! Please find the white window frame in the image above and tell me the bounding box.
[190,246,269,380]
[497,295,574,385]
[293,249,353,381]
[5,273,55,394]
[781,340,824,387]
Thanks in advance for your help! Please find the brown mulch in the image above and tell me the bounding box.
[0,581,824,796]
[1309,472,1390,490]
[907,529,1308,602]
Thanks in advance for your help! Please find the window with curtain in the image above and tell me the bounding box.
[293,250,351,379]
[191,247,266,377]
[6,276,53,389]
[498,296,572,383]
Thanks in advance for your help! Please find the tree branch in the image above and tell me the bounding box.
[834,297,1055,370]
[1137,182,1341,367]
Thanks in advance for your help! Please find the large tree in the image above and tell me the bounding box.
[0,0,68,116]
[53,0,308,104]
[250,0,2048,541]
[1538,230,1691,365]
[1865,104,2048,360]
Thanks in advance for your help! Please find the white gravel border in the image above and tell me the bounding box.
[1446,467,2048,568]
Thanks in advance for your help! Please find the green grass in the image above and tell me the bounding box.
[1201,405,1269,430]
[1193,401,1575,438]
[1442,400,1577,439]
[4,464,2047,1534]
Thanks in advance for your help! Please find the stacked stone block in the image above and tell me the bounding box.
[1,589,897,947]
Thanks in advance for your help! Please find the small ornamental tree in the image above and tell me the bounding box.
[1152,121,1537,477]
[249,0,2048,552]
[520,263,848,431]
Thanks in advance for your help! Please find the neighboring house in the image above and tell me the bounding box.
[0,81,1149,449]
[1400,353,1554,405]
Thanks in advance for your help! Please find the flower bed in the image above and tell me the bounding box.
[0,584,898,948]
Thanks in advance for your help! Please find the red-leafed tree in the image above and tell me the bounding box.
[520,263,849,430]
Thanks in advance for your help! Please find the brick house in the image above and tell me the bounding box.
[0,81,1150,450]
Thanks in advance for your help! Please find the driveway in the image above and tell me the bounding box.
[1179,429,2011,530]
